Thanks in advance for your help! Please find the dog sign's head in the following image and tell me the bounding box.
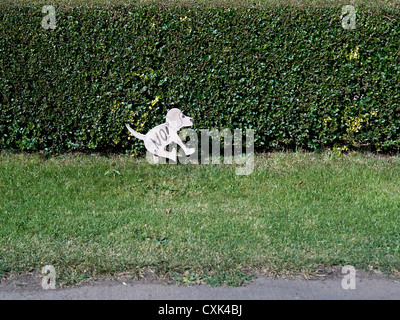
[166,108,193,129]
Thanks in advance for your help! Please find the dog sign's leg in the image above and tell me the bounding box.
[153,154,161,164]
[146,151,165,164]
[178,129,198,165]
[167,143,178,164]
[152,148,177,162]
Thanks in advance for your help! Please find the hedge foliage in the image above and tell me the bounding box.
[1,2,400,154]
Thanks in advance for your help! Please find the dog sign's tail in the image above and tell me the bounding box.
[125,124,146,141]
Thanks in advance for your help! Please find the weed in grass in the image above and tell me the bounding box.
[172,270,204,286]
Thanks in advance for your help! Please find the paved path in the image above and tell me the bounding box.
[1,271,399,300]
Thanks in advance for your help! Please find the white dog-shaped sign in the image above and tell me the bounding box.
[126,108,195,162]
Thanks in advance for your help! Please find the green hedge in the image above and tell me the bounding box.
[1,2,399,154]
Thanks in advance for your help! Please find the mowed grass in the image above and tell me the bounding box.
[1,151,400,286]
[8,0,398,7]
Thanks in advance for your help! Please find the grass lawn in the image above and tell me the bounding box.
[8,0,397,7]
[1,151,400,286]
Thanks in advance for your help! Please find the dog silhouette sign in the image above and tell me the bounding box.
[126,108,195,162]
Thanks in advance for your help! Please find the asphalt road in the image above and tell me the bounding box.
[1,270,399,300]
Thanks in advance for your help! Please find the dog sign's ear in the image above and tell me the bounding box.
[166,108,183,129]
